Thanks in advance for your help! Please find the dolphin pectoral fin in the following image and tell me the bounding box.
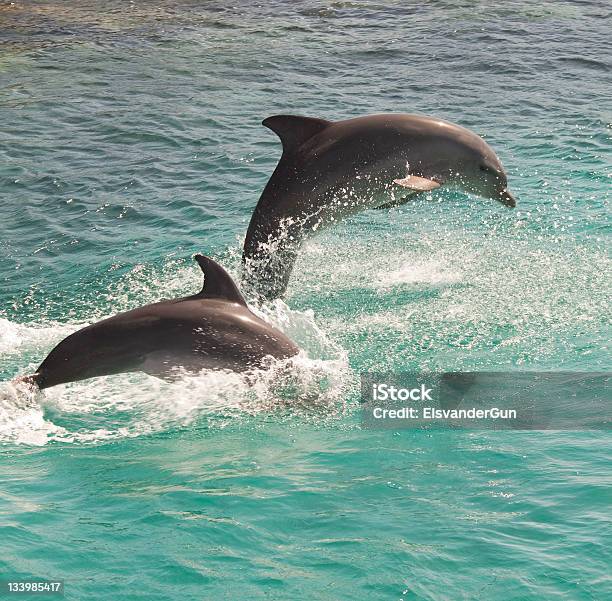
[393,175,441,192]
[374,191,422,209]
[377,175,440,209]
[192,255,248,306]
[263,115,332,154]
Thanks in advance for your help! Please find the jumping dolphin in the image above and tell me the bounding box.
[243,113,516,300]
[24,255,299,390]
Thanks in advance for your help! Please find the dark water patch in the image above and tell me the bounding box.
[299,7,340,19]
[349,46,406,59]
[558,55,610,73]
[280,23,315,33]
[0,0,243,54]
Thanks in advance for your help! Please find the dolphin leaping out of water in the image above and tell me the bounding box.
[23,255,299,390]
[242,113,516,300]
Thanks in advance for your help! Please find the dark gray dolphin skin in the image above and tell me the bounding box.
[243,113,516,300]
[24,255,299,390]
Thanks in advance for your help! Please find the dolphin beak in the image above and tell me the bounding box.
[499,189,516,208]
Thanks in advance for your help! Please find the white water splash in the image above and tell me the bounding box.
[376,260,463,290]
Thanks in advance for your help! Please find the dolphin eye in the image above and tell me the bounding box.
[479,164,489,172]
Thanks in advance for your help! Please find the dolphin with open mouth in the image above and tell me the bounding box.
[22,255,299,390]
[243,113,516,300]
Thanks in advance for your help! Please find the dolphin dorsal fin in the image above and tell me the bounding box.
[193,255,247,305]
[263,115,332,154]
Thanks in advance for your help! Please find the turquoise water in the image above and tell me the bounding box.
[1,1,610,599]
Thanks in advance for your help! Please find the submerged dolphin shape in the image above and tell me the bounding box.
[243,113,516,300]
[25,255,299,390]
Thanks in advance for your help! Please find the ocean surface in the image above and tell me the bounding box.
[0,1,610,599]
